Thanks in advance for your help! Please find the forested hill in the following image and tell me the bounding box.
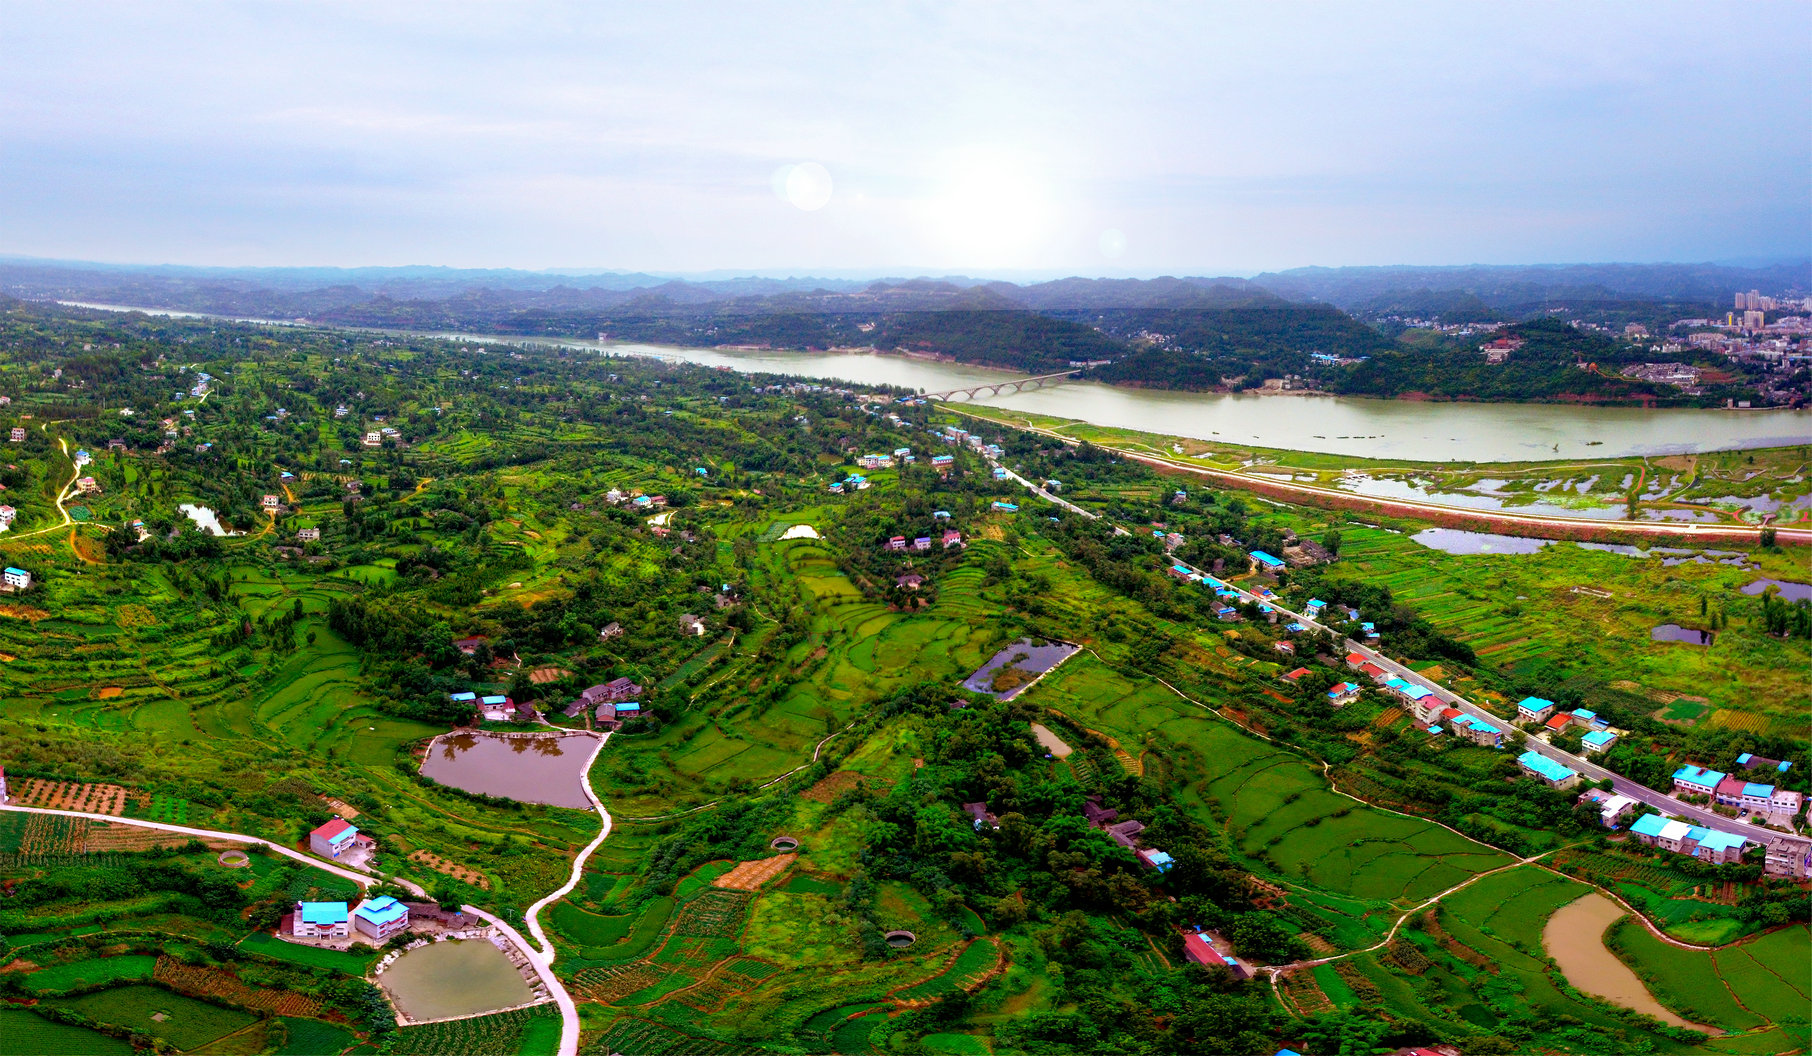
[2,261,1795,403]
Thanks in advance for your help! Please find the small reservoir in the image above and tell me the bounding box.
[420,731,598,809]
[1542,894,1710,1033]
[378,939,535,1022]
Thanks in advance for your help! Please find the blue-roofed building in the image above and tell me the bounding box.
[1630,814,1753,864]
[1138,848,1175,872]
[1672,764,1726,797]
[1383,678,1435,704]
[1249,550,1285,571]
[1450,713,1504,748]
[1581,729,1617,753]
[991,501,1018,512]
[292,900,350,938]
[353,896,410,939]
[3,567,32,591]
[1327,682,1361,707]
[1427,725,1444,736]
[1516,696,1556,722]
[1519,750,1581,789]
[1305,599,1326,616]
[449,691,477,703]
[615,701,641,714]
[1688,827,1752,864]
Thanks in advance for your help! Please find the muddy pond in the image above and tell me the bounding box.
[962,639,1079,700]
[1651,624,1714,646]
[419,731,598,809]
[379,939,535,1022]
[1542,893,1711,1033]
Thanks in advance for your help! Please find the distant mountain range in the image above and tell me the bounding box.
[5,257,1804,405]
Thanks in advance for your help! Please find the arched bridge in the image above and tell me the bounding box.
[920,369,1081,402]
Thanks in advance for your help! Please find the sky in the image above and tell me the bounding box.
[2,2,1807,276]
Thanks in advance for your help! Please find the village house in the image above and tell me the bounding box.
[76,476,101,495]
[963,801,999,830]
[0,506,14,525]
[578,678,642,707]
[1737,752,1792,775]
[896,573,924,590]
[886,536,907,551]
[1326,681,1361,707]
[353,896,410,940]
[292,901,350,939]
[1577,789,1639,828]
[261,493,281,509]
[478,695,516,721]
[1764,836,1812,879]
[1383,677,1436,708]
[1345,652,1389,682]
[679,614,706,636]
[1279,667,1311,685]
[598,621,624,641]
[991,501,1018,512]
[1447,713,1504,748]
[1580,729,1617,754]
[453,636,488,656]
[1714,775,1786,812]
[3,567,31,592]
[1273,641,1294,656]
[308,817,375,862]
[1249,550,1286,573]
[1672,764,1726,798]
[363,431,381,447]
[1181,931,1253,978]
[1515,696,1557,723]
[296,528,320,542]
[1518,750,1581,790]
[8,427,24,442]
[1628,814,1752,865]
[942,529,963,549]
[912,536,932,551]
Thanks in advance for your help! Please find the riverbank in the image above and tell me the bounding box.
[51,302,1812,463]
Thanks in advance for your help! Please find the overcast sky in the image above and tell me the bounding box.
[3,2,1807,276]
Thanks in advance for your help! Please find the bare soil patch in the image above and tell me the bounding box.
[800,771,893,804]
[95,687,123,699]
[13,779,128,815]
[714,853,797,891]
[408,849,491,889]
[529,666,572,685]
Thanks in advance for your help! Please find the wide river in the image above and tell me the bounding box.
[61,302,1812,462]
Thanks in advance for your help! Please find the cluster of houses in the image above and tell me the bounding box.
[1081,796,1175,873]
[604,489,669,509]
[1516,696,1619,753]
[828,473,870,494]
[858,447,915,470]
[1670,764,1802,818]
[1625,814,1753,865]
[883,529,964,552]
[562,677,645,728]
[290,895,411,941]
[1182,929,1253,978]
[449,690,522,723]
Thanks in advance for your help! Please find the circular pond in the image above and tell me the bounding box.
[884,930,916,949]
[771,836,799,851]
[377,939,534,1022]
[217,850,250,868]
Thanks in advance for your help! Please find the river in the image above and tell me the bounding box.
[1542,893,1711,1032]
[59,302,1812,463]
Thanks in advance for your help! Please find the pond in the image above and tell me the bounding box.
[1542,894,1711,1033]
[378,939,535,1022]
[1743,578,1812,603]
[961,639,1079,700]
[178,504,240,536]
[1652,624,1714,646]
[418,731,598,809]
[1409,528,1552,555]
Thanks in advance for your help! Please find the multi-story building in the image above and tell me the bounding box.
[1518,750,1580,790]
[1672,765,1726,798]
[292,901,350,939]
[353,896,410,940]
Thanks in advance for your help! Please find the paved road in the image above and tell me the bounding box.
[989,459,1130,535]
[1163,557,1812,858]
[0,801,585,1055]
[954,408,1812,546]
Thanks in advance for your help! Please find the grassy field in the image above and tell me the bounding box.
[0,1009,134,1056]
[1604,916,1766,1033]
[57,985,258,1051]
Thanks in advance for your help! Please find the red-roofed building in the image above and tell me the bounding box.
[1545,712,1572,732]
[309,817,375,862]
[1280,667,1311,684]
[1358,661,1388,682]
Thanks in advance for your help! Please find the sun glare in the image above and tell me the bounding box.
[927,149,1053,267]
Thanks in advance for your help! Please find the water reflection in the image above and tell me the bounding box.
[421,731,595,808]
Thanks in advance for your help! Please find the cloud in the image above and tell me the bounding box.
[0,1,1805,272]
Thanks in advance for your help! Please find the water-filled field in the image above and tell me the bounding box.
[420,731,598,808]
[379,939,536,1022]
